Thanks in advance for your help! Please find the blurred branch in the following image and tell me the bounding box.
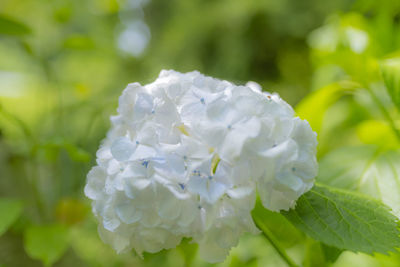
[0,104,47,219]
[0,103,35,143]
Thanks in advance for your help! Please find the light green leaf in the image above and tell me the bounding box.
[0,198,23,236]
[303,240,326,267]
[282,184,400,254]
[381,58,400,111]
[24,224,69,267]
[318,145,400,218]
[356,120,400,149]
[0,15,31,36]
[177,238,198,267]
[295,82,356,133]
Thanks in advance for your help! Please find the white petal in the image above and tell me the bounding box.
[110,137,136,162]
[276,172,305,192]
[206,181,227,203]
[84,166,106,200]
[259,139,297,160]
[157,187,181,220]
[130,145,156,160]
[140,209,161,227]
[188,176,227,203]
[219,117,261,162]
[187,176,208,196]
[106,159,122,175]
[227,186,254,199]
[134,92,153,118]
[215,227,239,249]
[178,200,197,227]
[198,239,230,263]
[124,178,151,199]
[98,225,130,253]
[102,206,120,231]
[116,201,142,224]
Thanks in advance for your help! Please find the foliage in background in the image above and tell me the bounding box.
[2,0,400,266]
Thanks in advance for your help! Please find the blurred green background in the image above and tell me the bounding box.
[2,0,400,266]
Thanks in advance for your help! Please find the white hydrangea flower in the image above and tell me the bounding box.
[85,70,318,263]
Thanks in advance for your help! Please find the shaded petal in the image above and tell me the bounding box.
[116,200,142,224]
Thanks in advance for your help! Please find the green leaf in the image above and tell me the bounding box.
[318,145,400,218]
[0,198,23,236]
[0,15,31,36]
[65,144,91,162]
[356,120,400,149]
[37,139,91,162]
[381,58,400,111]
[282,184,400,254]
[303,240,326,267]
[251,200,303,247]
[24,224,69,267]
[252,219,300,267]
[295,82,356,133]
[177,238,198,267]
[304,241,343,266]
[63,35,95,50]
[321,244,343,263]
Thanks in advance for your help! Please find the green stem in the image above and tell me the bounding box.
[253,214,299,267]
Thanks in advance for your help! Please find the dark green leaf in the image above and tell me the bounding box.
[0,15,31,36]
[282,184,400,255]
[321,244,343,263]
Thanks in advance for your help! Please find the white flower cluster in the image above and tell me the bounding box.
[85,70,318,262]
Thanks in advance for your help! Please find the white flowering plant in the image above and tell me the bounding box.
[85,70,400,265]
[3,2,400,267]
